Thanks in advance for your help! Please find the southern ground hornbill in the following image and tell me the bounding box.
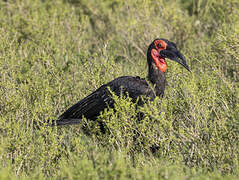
[52,38,190,130]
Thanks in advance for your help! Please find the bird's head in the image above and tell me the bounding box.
[147,38,190,72]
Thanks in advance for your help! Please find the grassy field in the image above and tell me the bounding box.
[0,0,239,179]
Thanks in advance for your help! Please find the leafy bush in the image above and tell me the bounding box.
[0,0,238,179]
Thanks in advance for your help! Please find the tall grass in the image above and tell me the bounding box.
[0,0,238,179]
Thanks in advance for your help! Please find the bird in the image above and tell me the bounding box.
[51,38,190,131]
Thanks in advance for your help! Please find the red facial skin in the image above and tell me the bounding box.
[151,40,168,72]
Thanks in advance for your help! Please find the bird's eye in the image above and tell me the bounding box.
[157,43,162,48]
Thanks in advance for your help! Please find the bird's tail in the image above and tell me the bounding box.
[32,119,83,130]
[49,118,82,126]
[33,118,106,134]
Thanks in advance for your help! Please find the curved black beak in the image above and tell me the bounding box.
[160,45,190,72]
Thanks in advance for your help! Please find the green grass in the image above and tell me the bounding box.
[0,0,239,179]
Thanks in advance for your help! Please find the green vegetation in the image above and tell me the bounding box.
[0,0,239,179]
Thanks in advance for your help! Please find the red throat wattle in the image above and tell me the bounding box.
[151,49,167,72]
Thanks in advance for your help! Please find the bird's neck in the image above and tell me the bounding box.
[148,62,166,97]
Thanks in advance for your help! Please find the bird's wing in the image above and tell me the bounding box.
[57,85,113,121]
[56,76,154,123]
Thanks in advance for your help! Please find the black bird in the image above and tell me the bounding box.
[53,38,190,129]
